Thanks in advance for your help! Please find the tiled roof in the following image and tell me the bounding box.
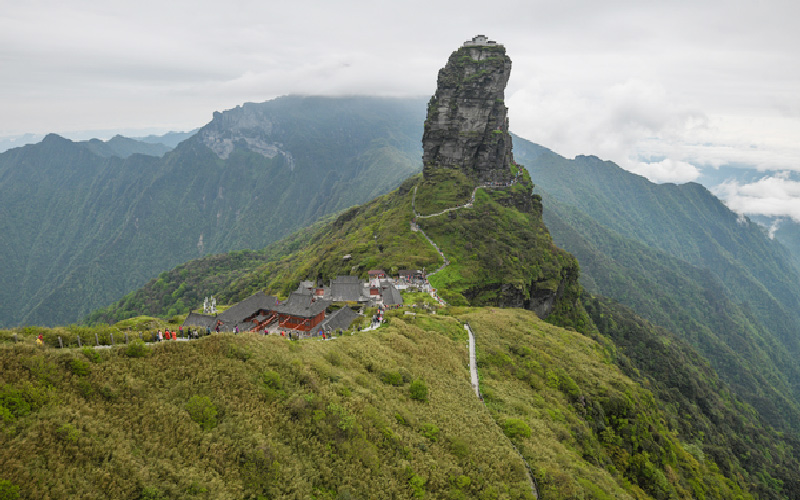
[330,282,365,302]
[380,283,404,306]
[295,281,315,295]
[182,312,217,329]
[217,291,278,325]
[275,292,330,318]
[320,307,360,333]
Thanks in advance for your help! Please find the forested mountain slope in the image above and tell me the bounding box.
[513,139,800,433]
[0,96,426,327]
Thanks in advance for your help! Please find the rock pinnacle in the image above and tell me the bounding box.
[422,35,515,183]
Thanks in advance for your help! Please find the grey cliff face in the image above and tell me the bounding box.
[198,103,292,166]
[422,41,515,183]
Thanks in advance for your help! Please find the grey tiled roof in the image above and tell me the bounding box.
[295,281,315,295]
[320,307,359,333]
[217,291,278,325]
[380,283,404,306]
[330,282,365,302]
[274,292,330,318]
[182,312,217,329]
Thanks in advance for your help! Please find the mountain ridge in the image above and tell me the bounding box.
[0,96,427,327]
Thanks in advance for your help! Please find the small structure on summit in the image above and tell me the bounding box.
[463,34,501,47]
[422,34,516,184]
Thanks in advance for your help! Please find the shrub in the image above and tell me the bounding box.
[381,370,404,386]
[69,358,90,376]
[0,386,32,420]
[409,474,426,498]
[0,479,20,500]
[138,485,165,500]
[56,423,80,443]
[261,370,281,389]
[502,418,531,439]
[124,339,148,358]
[420,423,439,442]
[185,396,218,431]
[81,347,102,364]
[409,379,429,402]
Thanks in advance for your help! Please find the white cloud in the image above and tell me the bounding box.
[628,159,700,184]
[712,175,800,221]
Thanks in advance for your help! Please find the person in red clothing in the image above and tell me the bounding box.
[165,330,172,340]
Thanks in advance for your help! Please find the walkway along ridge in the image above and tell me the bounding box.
[412,179,538,498]
[465,322,540,499]
[410,174,521,306]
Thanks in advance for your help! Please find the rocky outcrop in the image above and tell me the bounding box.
[197,103,293,166]
[422,36,515,183]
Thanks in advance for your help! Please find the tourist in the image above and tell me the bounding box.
[158,330,163,342]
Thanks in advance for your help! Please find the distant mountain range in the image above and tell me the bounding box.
[0,129,198,154]
[0,96,426,327]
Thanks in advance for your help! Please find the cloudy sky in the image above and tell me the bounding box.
[2,0,799,217]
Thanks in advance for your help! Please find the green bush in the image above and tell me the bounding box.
[0,386,32,421]
[420,423,439,442]
[261,370,281,389]
[0,479,20,500]
[381,370,404,386]
[69,358,90,376]
[124,339,148,358]
[409,379,429,402]
[502,418,531,439]
[185,396,218,431]
[409,474,426,498]
[81,347,102,363]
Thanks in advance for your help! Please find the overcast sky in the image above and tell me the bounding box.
[3,0,800,217]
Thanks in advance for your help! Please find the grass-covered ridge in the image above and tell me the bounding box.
[90,165,583,330]
[0,308,759,499]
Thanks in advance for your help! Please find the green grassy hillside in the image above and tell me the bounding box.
[0,308,763,499]
[88,169,585,329]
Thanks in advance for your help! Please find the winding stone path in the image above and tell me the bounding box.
[410,177,520,305]
[412,179,542,498]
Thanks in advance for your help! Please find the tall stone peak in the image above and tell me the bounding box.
[422,36,515,183]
